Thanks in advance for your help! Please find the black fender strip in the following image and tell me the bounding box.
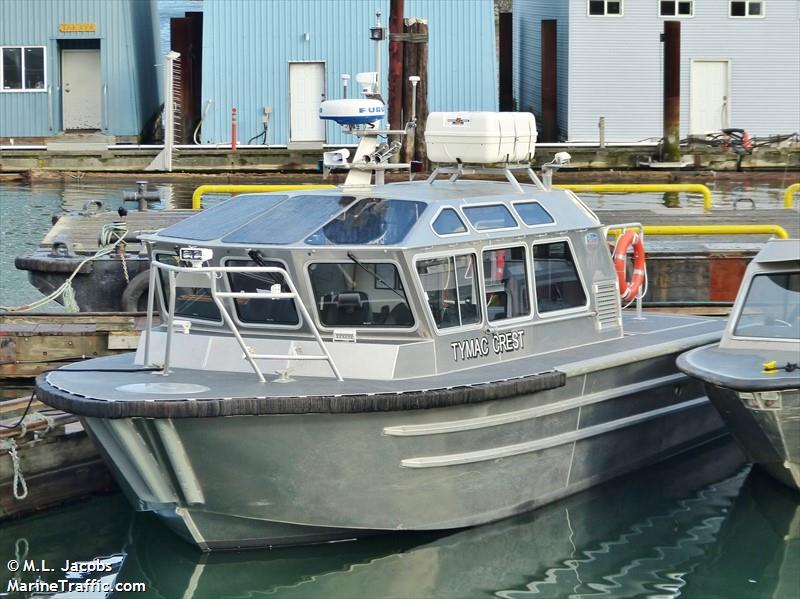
[36,370,567,419]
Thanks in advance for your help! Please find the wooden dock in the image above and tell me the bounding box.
[0,395,112,520]
[0,313,147,379]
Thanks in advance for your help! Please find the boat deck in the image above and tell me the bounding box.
[43,210,195,253]
[40,313,725,418]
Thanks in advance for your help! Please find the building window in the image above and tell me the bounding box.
[483,247,531,322]
[588,0,623,16]
[1,46,46,91]
[730,1,764,17]
[660,1,694,17]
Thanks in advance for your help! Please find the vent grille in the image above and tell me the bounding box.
[594,280,621,330]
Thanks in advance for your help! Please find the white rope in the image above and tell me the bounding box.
[0,438,28,500]
[23,411,56,436]
[0,222,129,313]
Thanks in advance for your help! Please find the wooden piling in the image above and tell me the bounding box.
[388,0,405,131]
[541,20,558,142]
[663,21,681,162]
[499,12,513,111]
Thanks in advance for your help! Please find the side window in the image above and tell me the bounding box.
[533,241,588,314]
[483,247,531,322]
[432,208,467,235]
[155,254,221,322]
[227,260,299,326]
[513,201,554,226]
[417,255,481,329]
[308,262,414,327]
[462,204,517,231]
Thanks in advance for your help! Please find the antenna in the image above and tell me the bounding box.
[341,73,350,98]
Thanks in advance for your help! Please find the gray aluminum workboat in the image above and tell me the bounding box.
[678,239,800,490]
[36,83,728,550]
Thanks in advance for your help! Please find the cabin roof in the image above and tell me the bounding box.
[151,181,601,249]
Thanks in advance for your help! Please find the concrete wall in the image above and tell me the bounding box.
[0,0,161,139]
[199,0,497,146]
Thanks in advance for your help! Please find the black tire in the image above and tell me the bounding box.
[121,269,151,312]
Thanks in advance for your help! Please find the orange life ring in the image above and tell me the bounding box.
[613,230,646,301]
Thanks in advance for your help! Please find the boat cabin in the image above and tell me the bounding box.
[719,239,800,352]
[141,177,625,381]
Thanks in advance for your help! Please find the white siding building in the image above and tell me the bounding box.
[514,0,800,142]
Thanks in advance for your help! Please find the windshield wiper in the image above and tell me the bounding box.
[346,252,407,300]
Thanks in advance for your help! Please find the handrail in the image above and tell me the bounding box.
[556,184,713,212]
[191,184,335,209]
[639,224,789,240]
[144,262,343,382]
[784,183,800,209]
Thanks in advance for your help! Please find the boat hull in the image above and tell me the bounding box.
[702,383,800,491]
[67,354,724,551]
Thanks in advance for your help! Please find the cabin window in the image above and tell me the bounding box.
[223,195,354,245]
[417,254,481,329]
[733,273,800,340]
[462,204,517,231]
[660,0,693,16]
[227,260,299,326]
[588,0,623,16]
[512,201,555,226]
[432,208,468,235]
[729,1,764,17]
[155,254,221,322]
[1,46,46,91]
[483,247,531,322]
[532,241,588,314]
[308,262,414,327]
[160,195,289,241]
[306,198,428,245]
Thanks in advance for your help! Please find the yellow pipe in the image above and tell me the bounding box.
[191,184,335,210]
[608,224,789,240]
[784,183,800,209]
[557,183,713,212]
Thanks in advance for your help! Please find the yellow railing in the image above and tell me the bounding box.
[608,224,789,240]
[191,184,335,209]
[784,183,800,209]
[557,183,713,212]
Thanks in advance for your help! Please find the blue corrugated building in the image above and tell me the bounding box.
[514,0,800,141]
[0,0,160,142]
[198,0,498,146]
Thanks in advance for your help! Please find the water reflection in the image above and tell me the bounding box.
[4,439,797,599]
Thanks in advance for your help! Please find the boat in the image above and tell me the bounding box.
[34,26,729,549]
[678,238,800,490]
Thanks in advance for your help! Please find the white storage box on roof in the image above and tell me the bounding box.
[425,112,537,164]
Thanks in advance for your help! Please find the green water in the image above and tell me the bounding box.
[0,439,797,598]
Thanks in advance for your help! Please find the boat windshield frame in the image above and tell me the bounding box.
[731,270,800,342]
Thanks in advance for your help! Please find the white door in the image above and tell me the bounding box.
[690,60,729,135]
[289,62,326,144]
[62,49,101,130]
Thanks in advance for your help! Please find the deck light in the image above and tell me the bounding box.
[179,247,213,268]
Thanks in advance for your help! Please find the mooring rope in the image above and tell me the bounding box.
[0,438,28,500]
[0,222,129,313]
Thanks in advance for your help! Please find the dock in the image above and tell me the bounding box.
[0,313,147,378]
[0,395,113,520]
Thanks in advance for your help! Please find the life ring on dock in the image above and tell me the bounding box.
[121,269,151,312]
[613,230,646,301]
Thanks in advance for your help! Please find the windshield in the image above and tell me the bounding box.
[733,272,800,340]
[306,198,427,245]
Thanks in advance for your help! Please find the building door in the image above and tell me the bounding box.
[62,49,101,130]
[690,60,729,135]
[289,62,325,145]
